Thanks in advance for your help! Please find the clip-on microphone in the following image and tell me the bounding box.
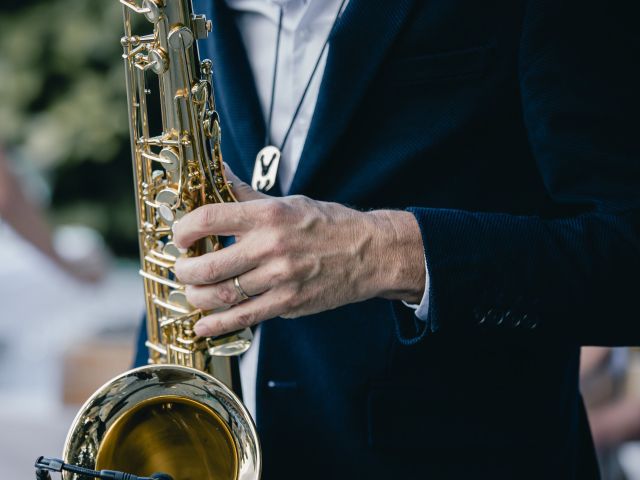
[35,456,174,480]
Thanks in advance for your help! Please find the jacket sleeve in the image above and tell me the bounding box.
[394,0,640,346]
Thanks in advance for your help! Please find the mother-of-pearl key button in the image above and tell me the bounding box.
[163,241,186,260]
[159,147,179,172]
[168,290,191,311]
[155,188,179,223]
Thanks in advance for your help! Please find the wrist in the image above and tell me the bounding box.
[366,209,426,303]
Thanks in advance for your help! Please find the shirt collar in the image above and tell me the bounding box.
[226,0,326,31]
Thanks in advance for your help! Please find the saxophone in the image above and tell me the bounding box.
[60,1,261,478]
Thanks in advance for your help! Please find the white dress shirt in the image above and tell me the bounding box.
[225,0,430,418]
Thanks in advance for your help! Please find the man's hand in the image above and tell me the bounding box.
[172,166,425,337]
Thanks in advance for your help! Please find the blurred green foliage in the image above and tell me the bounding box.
[0,0,138,256]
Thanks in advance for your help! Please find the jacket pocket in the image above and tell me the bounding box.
[384,45,494,85]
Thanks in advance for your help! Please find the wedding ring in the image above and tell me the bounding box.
[233,276,250,301]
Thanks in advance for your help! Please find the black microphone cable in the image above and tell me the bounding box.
[35,456,174,480]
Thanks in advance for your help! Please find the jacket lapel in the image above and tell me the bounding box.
[288,0,416,195]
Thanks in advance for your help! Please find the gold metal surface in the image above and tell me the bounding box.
[61,1,261,478]
[63,366,260,480]
[96,395,237,479]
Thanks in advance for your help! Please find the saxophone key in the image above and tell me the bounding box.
[155,187,179,223]
[158,147,180,172]
[147,48,169,75]
[162,241,184,261]
[168,290,191,312]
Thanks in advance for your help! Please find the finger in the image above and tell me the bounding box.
[174,242,258,285]
[224,162,269,202]
[194,289,286,337]
[185,267,269,310]
[172,201,258,249]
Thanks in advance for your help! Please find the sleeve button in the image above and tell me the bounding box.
[522,314,539,329]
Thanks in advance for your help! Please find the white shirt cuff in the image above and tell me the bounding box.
[401,255,430,321]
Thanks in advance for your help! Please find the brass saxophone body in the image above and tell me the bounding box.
[61,1,261,478]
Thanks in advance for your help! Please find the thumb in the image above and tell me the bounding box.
[223,162,269,202]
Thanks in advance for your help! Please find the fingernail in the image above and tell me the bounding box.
[194,323,209,337]
[177,247,188,254]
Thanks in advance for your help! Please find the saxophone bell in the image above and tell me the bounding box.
[62,365,259,480]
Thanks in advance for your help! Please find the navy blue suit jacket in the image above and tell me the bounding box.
[136,0,640,477]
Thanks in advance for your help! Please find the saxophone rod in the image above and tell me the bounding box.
[35,456,174,480]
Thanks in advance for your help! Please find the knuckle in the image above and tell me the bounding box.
[196,259,217,283]
[260,229,289,258]
[276,257,296,282]
[266,237,287,258]
[238,202,256,226]
[215,282,238,305]
[270,262,289,285]
[280,303,302,319]
[262,199,287,223]
[235,310,255,329]
[283,255,298,274]
[285,289,302,310]
[210,317,226,335]
[276,288,303,318]
[289,195,314,217]
[197,205,216,230]
[272,228,289,247]
[290,194,310,208]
